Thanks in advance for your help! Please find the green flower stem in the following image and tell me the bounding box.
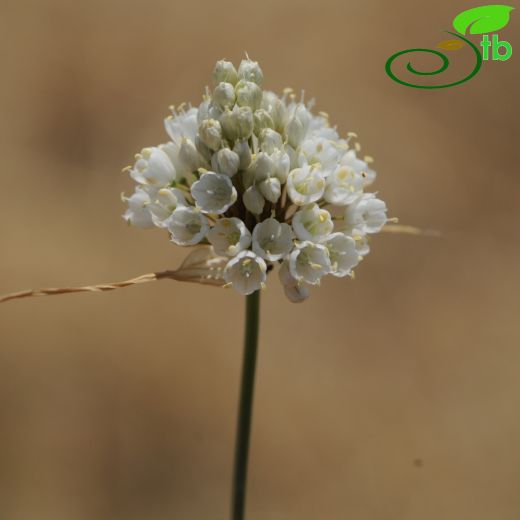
[231,290,261,520]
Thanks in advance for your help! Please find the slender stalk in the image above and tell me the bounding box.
[231,290,261,520]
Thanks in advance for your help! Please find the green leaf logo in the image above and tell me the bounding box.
[453,5,514,35]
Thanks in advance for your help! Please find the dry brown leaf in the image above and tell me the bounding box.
[0,246,228,304]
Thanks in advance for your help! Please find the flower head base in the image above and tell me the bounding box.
[122,58,389,300]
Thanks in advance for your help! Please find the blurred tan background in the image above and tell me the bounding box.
[0,0,519,518]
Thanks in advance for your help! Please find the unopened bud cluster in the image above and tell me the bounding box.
[123,58,388,301]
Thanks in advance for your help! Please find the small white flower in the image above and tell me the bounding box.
[252,218,293,261]
[324,165,364,206]
[164,106,199,144]
[286,165,326,206]
[278,261,310,303]
[130,147,176,187]
[341,150,376,187]
[213,60,238,85]
[301,136,342,173]
[345,194,387,235]
[191,172,237,214]
[198,119,223,151]
[211,148,240,177]
[354,234,370,257]
[289,241,331,285]
[149,187,186,227]
[167,206,209,246]
[292,203,333,243]
[122,189,154,228]
[207,217,251,256]
[258,177,281,203]
[238,58,263,85]
[213,82,236,110]
[325,233,360,277]
[243,185,265,215]
[235,80,262,111]
[224,251,267,295]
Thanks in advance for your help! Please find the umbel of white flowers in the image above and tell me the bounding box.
[122,58,388,302]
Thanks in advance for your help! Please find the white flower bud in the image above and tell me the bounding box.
[235,106,254,139]
[248,152,274,182]
[285,104,311,148]
[258,177,281,203]
[325,233,360,277]
[213,82,236,110]
[224,251,267,295]
[259,128,283,154]
[283,283,310,303]
[253,109,274,135]
[243,185,265,214]
[213,60,238,85]
[195,135,212,162]
[235,80,262,111]
[168,206,209,246]
[292,203,333,243]
[261,91,286,131]
[208,217,251,256]
[271,150,291,183]
[286,165,326,206]
[233,139,252,170]
[252,218,293,261]
[191,171,237,214]
[278,261,309,303]
[238,58,263,85]
[220,106,254,142]
[198,119,222,151]
[211,148,240,177]
[285,144,299,170]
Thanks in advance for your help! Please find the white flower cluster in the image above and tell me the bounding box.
[123,58,388,301]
